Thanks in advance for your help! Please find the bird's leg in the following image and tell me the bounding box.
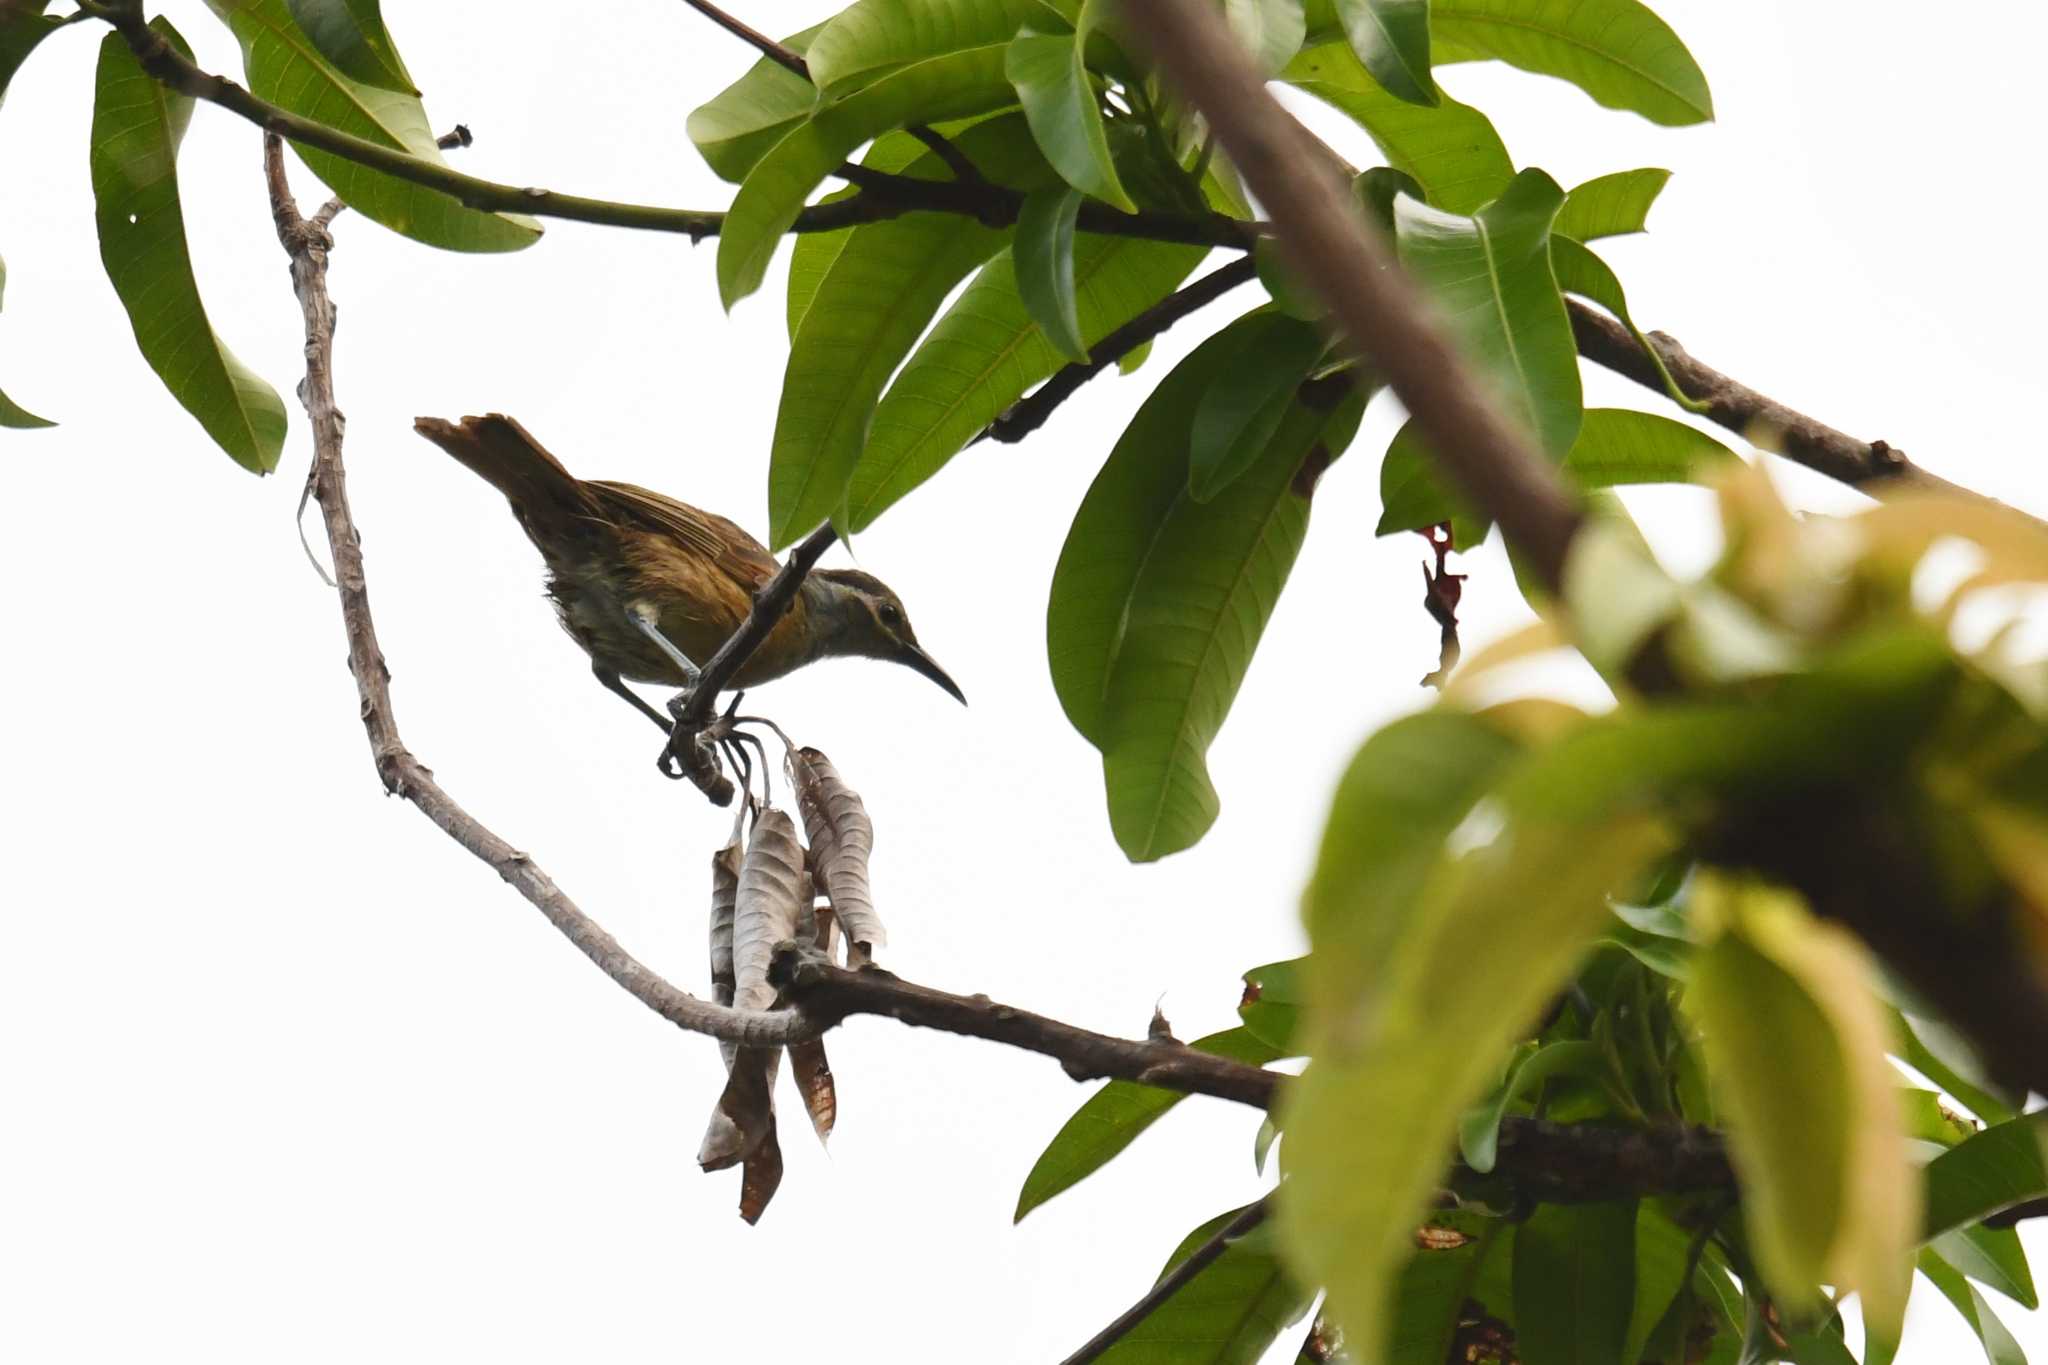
[627,603,703,688]
[592,664,671,734]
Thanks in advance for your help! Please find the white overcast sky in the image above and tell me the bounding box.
[4,3,2045,1361]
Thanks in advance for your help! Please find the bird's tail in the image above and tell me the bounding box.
[414,413,596,538]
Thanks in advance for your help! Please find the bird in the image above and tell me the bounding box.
[413,413,964,733]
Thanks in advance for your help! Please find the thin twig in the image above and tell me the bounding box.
[1059,1201,1270,1365]
[678,0,808,76]
[980,255,1260,444]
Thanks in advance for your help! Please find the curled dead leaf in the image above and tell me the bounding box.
[733,809,807,1013]
[788,747,885,964]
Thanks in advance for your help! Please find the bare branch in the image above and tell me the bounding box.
[677,0,808,76]
[1059,1200,1270,1365]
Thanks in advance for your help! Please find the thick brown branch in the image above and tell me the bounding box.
[1061,1200,1270,1365]
[1120,0,1583,591]
[981,255,1260,445]
[1491,1120,1733,1203]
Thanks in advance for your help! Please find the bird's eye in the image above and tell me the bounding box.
[879,603,903,628]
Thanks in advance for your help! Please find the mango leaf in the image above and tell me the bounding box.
[1932,1224,2037,1311]
[1096,1207,1315,1365]
[0,384,53,429]
[1239,957,1306,1055]
[1683,876,1916,1346]
[1922,1113,2048,1241]
[1014,186,1089,362]
[1920,1248,2030,1365]
[90,24,285,473]
[1457,1039,1601,1174]
[203,0,539,253]
[1555,168,1670,241]
[1378,406,1734,538]
[1893,1007,2019,1127]
[686,24,823,183]
[1283,40,1513,213]
[1223,0,1308,75]
[1513,1200,1635,1365]
[807,0,1048,96]
[1394,169,1581,459]
[1015,1027,1281,1221]
[768,116,1048,547]
[1550,235,1703,412]
[849,235,1204,530]
[1188,311,1327,500]
[1,1,62,107]
[1006,27,1133,209]
[1333,0,1432,105]
[718,45,1018,308]
[1623,1203,1698,1364]
[282,0,414,93]
[1385,1211,1511,1363]
[1280,704,1673,1363]
[1431,0,1713,126]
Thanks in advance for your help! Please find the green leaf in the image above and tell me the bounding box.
[1283,40,1512,214]
[1394,169,1581,459]
[282,0,414,93]
[1280,705,1672,1362]
[1431,0,1713,126]
[1623,1204,1698,1364]
[1932,1224,2037,1311]
[1921,1248,2030,1365]
[1006,28,1134,209]
[90,24,285,473]
[1893,1008,2019,1127]
[1239,957,1306,1055]
[1550,236,1704,413]
[0,383,54,429]
[1188,312,1327,500]
[1923,1113,2048,1241]
[1014,186,1089,362]
[686,24,823,184]
[767,116,1049,547]
[1457,1039,1601,1174]
[1900,1087,1980,1149]
[1223,0,1308,75]
[849,235,1204,530]
[1333,0,1433,105]
[1555,168,1670,241]
[1385,1212,1510,1363]
[785,128,945,338]
[1513,1200,1635,1365]
[717,45,1017,309]
[1119,337,1154,373]
[1683,877,1916,1343]
[1097,1207,1315,1365]
[1,1,63,108]
[203,0,539,253]
[1049,317,1362,859]
[808,0,1049,97]
[1016,1028,1280,1221]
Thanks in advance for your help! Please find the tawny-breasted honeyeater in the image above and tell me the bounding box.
[414,413,964,731]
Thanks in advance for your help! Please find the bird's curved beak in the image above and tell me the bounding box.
[901,643,967,705]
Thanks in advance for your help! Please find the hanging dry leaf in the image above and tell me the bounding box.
[738,1119,784,1225]
[733,808,807,1012]
[787,1038,837,1144]
[700,838,747,1164]
[788,746,885,963]
[698,1046,780,1172]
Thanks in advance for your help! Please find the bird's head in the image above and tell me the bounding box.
[808,569,966,704]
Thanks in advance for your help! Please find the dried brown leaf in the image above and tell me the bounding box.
[788,747,885,963]
[738,1116,784,1225]
[787,1038,837,1144]
[700,837,749,1164]
[699,1045,781,1172]
[733,808,807,1013]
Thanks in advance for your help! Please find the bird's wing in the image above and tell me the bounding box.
[585,480,781,590]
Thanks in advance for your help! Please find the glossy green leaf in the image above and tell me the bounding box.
[1385,1211,1510,1363]
[687,25,823,184]
[785,129,940,339]
[90,25,285,473]
[1921,1249,2030,1365]
[1281,704,1672,1363]
[203,0,539,253]
[0,383,54,429]
[850,235,1203,531]
[719,46,1017,309]
[1096,1207,1315,1365]
[1555,168,1670,241]
[1431,0,1712,126]
[1458,1039,1601,1174]
[767,117,1049,547]
[1933,1224,2037,1311]
[1394,169,1581,458]
[1049,316,1362,859]
[808,0,1048,96]
[1923,1113,2048,1241]
[1,1,63,108]
[1119,338,1154,373]
[1239,957,1306,1055]
[1253,1116,1279,1174]
[282,0,414,93]
[1622,1204,1697,1364]
[1894,1008,2019,1127]
[1333,0,1433,105]
[1550,235,1703,412]
[1015,1028,1280,1221]
[1188,311,1326,500]
[1223,0,1308,75]
[1378,406,1735,537]
[1014,186,1089,362]
[1513,1200,1635,1365]
[1283,40,1512,213]
[1006,28,1133,209]
[1900,1087,1981,1149]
